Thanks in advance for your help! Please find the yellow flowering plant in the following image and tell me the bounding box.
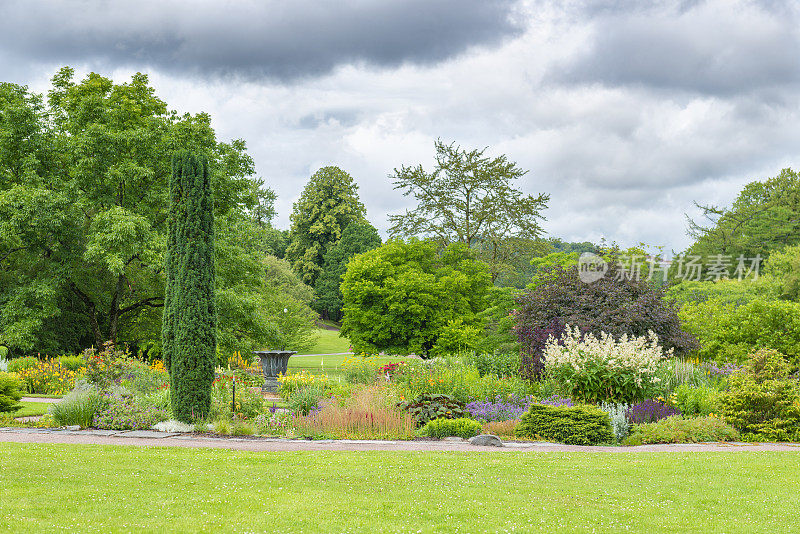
[15,358,82,395]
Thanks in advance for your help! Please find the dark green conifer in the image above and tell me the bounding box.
[162,151,216,422]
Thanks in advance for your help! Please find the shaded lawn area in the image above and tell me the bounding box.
[0,444,798,533]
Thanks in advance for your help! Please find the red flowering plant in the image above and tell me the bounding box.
[379,362,402,378]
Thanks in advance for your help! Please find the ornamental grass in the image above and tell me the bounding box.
[294,385,413,440]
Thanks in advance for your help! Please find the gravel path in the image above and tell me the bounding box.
[19,397,59,403]
[2,428,799,453]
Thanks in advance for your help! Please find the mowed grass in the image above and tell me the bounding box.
[300,327,352,355]
[11,401,50,417]
[1,445,798,533]
[287,353,410,379]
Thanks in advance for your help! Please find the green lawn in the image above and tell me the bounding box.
[18,393,63,399]
[301,327,351,355]
[0,444,797,533]
[12,401,50,417]
[288,353,409,378]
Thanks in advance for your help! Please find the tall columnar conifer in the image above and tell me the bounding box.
[163,151,216,422]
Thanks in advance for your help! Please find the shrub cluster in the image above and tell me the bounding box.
[515,403,614,445]
[423,417,483,439]
[672,384,722,417]
[92,392,169,430]
[625,400,680,425]
[514,262,698,379]
[624,416,740,445]
[718,349,800,442]
[14,358,81,395]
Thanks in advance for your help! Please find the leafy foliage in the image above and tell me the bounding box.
[685,168,800,268]
[285,166,366,287]
[314,220,381,321]
[422,417,483,439]
[678,298,800,363]
[388,140,549,281]
[765,244,800,301]
[0,372,22,413]
[467,351,521,379]
[718,349,800,442]
[623,415,740,445]
[672,384,723,417]
[397,393,466,425]
[340,239,491,356]
[0,69,275,356]
[515,403,614,445]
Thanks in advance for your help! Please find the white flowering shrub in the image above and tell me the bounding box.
[544,326,672,403]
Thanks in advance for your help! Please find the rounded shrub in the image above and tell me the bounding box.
[515,403,614,445]
[423,417,483,439]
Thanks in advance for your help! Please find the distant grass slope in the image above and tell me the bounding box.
[301,328,351,355]
[287,353,408,378]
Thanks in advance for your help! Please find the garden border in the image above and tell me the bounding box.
[1,427,798,452]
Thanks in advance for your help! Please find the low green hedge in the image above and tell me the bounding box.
[515,403,614,445]
[423,417,483,439]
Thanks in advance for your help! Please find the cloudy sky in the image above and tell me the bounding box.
[2,0,798,252]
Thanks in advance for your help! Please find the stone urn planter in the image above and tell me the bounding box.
[254,350,297,392]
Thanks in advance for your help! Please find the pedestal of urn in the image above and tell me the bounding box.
[254,350,298,392]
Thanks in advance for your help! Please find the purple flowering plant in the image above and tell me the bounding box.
[466,394,574,422]
[625,399,679,425]
[92,392,169,430]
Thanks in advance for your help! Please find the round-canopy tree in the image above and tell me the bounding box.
[285,166,366,287]
[340,239,491,357]
[314,220,381,321]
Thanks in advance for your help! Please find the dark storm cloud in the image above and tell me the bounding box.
[0,0,523,82]
[552,0,800,95]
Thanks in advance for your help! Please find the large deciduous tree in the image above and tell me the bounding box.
[314,220,381,321]
[163,152,216,421]
[388,140,549,281]
[285,166,366,287]
[0,68,284,356]
[684,168,800,271]
[340,239,491,356]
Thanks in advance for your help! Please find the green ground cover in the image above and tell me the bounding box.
[17,394,63,399]
[0,444,798,533]
[11,402,50,418]
[300,328,351,355]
